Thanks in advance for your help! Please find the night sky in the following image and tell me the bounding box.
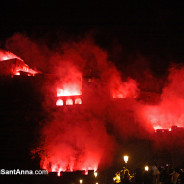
[1,1,184,64]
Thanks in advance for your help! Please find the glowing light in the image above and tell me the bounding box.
[79,179,83,184]
[153,125,163,131]
[57,88,82,97]
[51,165,57,172]
[111,78,138,99]
[145,165,149,171]
[75,98,82,104]
[2,56,9,60]
[0,50,39,76]
[70,166,73,172]
[123,155,129,163]
[0,50,23,61]
[113,173,121,183]
[94,171,98,178]
[153,125,173,132]
[18,67,38,76]
[66,98,73,105]
[85,170,88,175]
[27,68,39,75]
[57,168,62,176]
[15,71,20,76]
[56,99,64,106]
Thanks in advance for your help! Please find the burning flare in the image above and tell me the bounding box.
[0,50,23,61]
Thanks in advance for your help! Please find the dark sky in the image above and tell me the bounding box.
[1,1,184,66]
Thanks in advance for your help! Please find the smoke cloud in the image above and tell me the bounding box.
[140,65,184,129]
[4,32,184,172]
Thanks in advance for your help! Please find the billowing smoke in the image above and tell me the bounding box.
[4,32,184,172]
[140,65,184,129]
[5,33,52,72]
[38,39,141,172]
[0,49,23,61]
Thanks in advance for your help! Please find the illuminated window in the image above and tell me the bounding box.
[56,99,64,106]
[66,98,73,105]
[75,98,82,104]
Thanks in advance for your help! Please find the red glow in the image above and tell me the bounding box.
[56,66,82,98]
[41,154,99,173]
[38,112,111,173]
[56,68,82,106]
[7,35,184,173]
[18,68,39,76]
[153,125,164,131]
[57,168,62,176]
[139,67,184,130]
[56,99,64,106]
[0,50,39,76]
[0,50,23,61]
[110,76,139,99]
[66,98,73,105]
[75,98,82,104]
[37,40,139,174]
[57,88,82,97]
[84,170,88,175]
[15,71,20,76]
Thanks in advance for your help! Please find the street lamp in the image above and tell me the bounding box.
[79,179,83,184]
[145,165,149,171]
[123,155,129,163]
[123,155,129,169]
[94,171,98,178]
